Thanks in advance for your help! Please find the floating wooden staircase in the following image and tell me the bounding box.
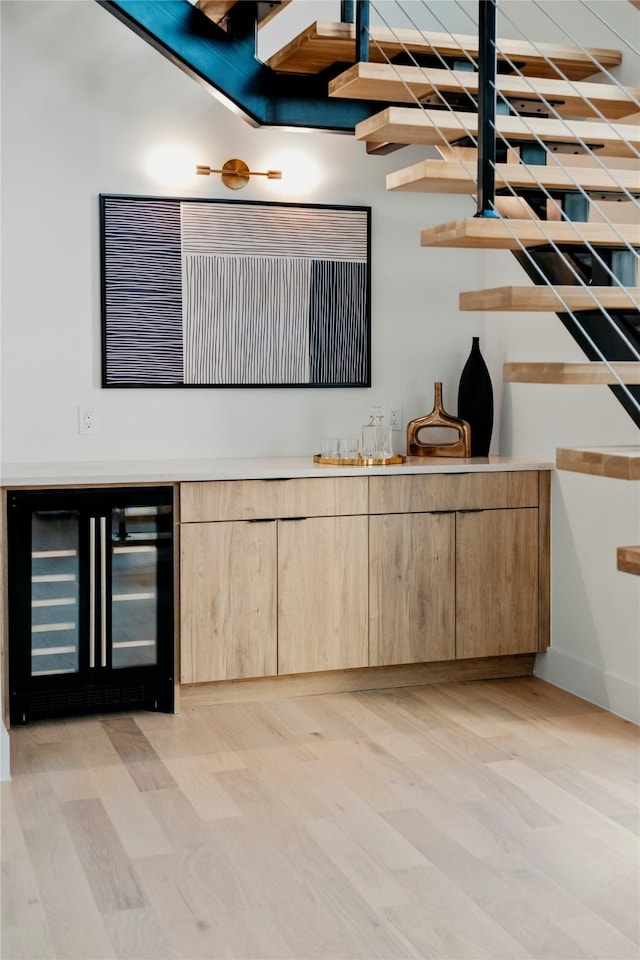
[503,362,640,384]
[386,158,640,199]
[356,107,640,158]
[459,286,640,312]
[196,0,290,28]
[276,11,639,574]
[420,218,640,250]
[330,62,640,121]
[556,446,640,480]
[265,21,622,80]
[101,3,640,573]
[617,545,640,575]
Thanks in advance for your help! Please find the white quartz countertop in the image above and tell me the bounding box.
[1,456,553,488]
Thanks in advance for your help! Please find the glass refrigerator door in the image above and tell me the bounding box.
[110,504,171,669]
[30,510,81,677]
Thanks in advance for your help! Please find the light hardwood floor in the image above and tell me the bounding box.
[2,677,638,960]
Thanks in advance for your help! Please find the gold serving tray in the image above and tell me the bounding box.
[313,454,406,466]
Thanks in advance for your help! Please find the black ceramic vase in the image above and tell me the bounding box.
[457,337,494,456]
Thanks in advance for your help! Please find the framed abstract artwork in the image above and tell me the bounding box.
[100,195,371,388]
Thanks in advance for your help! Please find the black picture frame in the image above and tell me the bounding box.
[100,194,371,388]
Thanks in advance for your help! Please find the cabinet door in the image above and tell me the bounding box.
[456,508,538,659]
[180,521,277,683]
[369,512,455,666]
[277,515,368,675]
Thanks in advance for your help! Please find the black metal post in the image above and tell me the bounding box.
[341,1,355,22]
[355,1,370,63]
[476,0,498,217]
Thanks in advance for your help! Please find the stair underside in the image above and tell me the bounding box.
[504,362,640,384]
[459,285,640,311]
[330,63,640,120]
[617,545,640,575]
[196,0,291,28]
[421,218,640,250]
[356,107,640,158]
[556,445,640,479]
[386,158,640,198]
[265,21,622,80]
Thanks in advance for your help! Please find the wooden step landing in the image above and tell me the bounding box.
[556,446,640,479]
[504,362,640,384]
[387,159,640,198]
[421,218,640,250]
[196,0,291,28]
[460,286,640,312]
[330,63,640,120]
[617,545,640,575]
[265,21,621,80]
[356,107,640,159]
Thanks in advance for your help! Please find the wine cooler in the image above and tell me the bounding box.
[8,486,174,724]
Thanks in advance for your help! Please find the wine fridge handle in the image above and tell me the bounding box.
[89,517,96,669]
[100,516,107,668]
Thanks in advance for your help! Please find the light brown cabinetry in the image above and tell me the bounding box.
[180,519,277,684]
[278,515,368,674]
[180,477,368,683]
[180,469,549,687]
[368,471,544,663]
[456,508,539,658]
[369,512,455,666]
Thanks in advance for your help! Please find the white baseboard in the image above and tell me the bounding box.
[535,648,639,725]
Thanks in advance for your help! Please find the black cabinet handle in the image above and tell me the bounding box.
[247,518,276,523]
[280,517,307,522]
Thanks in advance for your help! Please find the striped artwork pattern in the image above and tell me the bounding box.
[101,196,370,387]
[102,198,183,384]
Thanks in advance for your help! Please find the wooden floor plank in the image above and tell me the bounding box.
[4,677,639,960]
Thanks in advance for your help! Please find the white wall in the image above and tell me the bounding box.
[0,0,638,747]
[0,0,481,466]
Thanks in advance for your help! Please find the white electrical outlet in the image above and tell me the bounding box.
[78,407,96,435]
[389,404,403,430]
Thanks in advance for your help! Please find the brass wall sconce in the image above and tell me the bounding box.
[196,158,282,190]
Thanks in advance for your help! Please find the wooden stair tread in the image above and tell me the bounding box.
[196,0,291,28]
[265,21,622,80]
[556,446,640,479]
[460,285,640,311]
[356,107,640,159]
[387,158,640,197]
[504,362,640,384]
[330,63,640,120]
[421,217,640,250]
[617,545,640,575]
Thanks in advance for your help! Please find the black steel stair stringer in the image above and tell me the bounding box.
[513,248,640,428]
[96,0,381,132]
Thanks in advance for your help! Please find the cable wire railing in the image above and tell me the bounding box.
[366,1,640,298]
[354,0,640,411]
[367,0,639,272]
